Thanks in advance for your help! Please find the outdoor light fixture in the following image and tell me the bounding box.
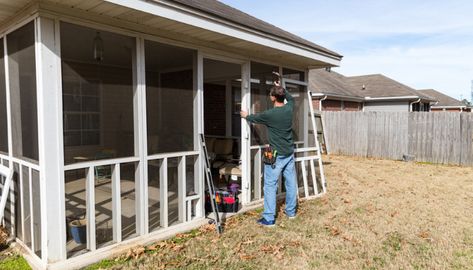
[93,32,104,62]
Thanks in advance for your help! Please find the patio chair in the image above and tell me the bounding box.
[94,149,116,181]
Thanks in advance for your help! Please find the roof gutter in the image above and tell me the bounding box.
[311,92,364,102]
[364,95,419,101]
[312,93,438,103]
[319,95,328,111]
[431,105,467,109]
[409,98,421,112]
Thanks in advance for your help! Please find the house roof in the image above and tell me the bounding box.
[346,74,435,101]
[165,0,342,59]
[418,89,466,107]
[0,1,342,68]
[309,69,363,100]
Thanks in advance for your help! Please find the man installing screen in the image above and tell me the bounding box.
[240,74,297,227]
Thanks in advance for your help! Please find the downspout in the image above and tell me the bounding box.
[319,95,328,111]
[410,98,421,112]
[430,101,438,112]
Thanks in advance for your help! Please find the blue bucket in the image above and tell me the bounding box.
[69,219,87,244]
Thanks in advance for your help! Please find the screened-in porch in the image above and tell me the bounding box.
[0,1,340,269]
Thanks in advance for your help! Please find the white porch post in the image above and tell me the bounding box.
[196,51,204,217]
[35,17,67,262]
[135,37,147,236]
[3,33,15,237]
[241,61,251,204]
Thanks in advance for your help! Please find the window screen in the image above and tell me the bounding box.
[145,40,195,155]
[250,62,278,146]
[0,39,7,153]
[60,22,136,164]
[7,22,38,162]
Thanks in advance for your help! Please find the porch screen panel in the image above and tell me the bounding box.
[250,62,278,146]
[95,165,113,248]
[13,163,22,240]
[0,39,7,154]
[7,22,38,162]
[120,163,137,240]
[285,83,306,144]
[148,160,161,231]
[145,41,195,155]
[31,169,42,257]
[167,157,180,226]
[21,166,31,248]
[60,22,135,165]
[282,68,305,82]
[65,169,88,258]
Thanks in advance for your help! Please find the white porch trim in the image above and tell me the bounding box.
[104,0,341,66]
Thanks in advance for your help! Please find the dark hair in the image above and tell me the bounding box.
[270,86,286,103]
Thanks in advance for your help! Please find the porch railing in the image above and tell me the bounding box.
[0,153,42,260]
[249,144,324,203]
[62,150,202,256]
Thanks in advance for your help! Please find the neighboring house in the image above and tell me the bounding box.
[309,70,436,112]
[346,74,435,112]
[309,69,364,111]
[0,0,341,269]
[418,89,472,112]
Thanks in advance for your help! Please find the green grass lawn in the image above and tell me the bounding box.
[3,155,473,269]
[0,254,31,270]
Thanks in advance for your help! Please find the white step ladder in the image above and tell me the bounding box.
[307,90,327,195]
[291,90,327,198]
[0,164,13,223]
[280,76,327,198]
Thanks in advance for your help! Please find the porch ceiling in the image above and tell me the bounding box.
[0,0,340,69]
[0,0,33,25]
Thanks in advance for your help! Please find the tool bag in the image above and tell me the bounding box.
[262,146,277,168]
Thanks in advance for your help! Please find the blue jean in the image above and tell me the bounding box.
[262,154,297,222]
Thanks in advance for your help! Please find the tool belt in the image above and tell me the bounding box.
[263,146,277,168]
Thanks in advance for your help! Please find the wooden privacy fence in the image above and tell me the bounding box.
[322,111,473,166]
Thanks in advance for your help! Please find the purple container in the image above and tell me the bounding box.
[227,183,240,194]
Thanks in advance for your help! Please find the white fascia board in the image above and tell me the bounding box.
[104,0,341,66]
[311,92,363,102]
[364,95,419,101]
[431,105,467,109]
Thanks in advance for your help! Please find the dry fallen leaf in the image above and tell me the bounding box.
[330,226,341,236]
[418,230,432,242]
[239,254,256,260]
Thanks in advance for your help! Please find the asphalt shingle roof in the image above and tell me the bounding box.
[418,89,465,107]
[346,74,433,100]
[165,0,342,58]
[309,69,363,98]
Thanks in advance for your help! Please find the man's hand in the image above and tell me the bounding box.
[272,71,281,86]
[240,110,248,118]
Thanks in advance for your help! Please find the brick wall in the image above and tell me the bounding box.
[204,83,226,136]
[432,108,461,112]
[322,100,342,111]
[344,101,362,111]
[312,99,320,110]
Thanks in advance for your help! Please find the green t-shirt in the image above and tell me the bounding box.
[246,90,294,156]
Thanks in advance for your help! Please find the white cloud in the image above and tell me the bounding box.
[221,0,473,101]
[336,45,473,100]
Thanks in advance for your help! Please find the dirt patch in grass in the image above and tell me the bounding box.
[0,226,31,270]
[0,226,9,252]
[86,155,473,270]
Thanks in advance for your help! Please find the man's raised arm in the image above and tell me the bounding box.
[285,88,294,109]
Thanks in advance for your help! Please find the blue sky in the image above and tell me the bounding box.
[221,0,473,101]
